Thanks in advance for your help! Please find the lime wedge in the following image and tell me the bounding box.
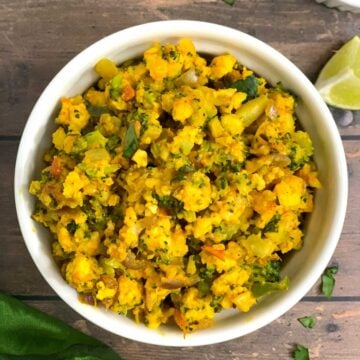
[315,35,360,110]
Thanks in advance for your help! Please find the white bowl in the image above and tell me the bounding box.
[316,0,360,13]
[14,20,348,346]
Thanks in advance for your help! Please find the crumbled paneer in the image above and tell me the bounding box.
[30,39,321,334]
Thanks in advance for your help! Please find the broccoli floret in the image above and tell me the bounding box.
[110,74,122,99]
[198,266,217,297]
[250,260,289,297]
[252,260,281,283]
[288,131,314,171]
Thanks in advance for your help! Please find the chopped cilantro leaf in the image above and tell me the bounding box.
[263,213,280,233]
[87,105,109,117]
[187,237,202,255]
[152,193,184,215]
[293,344,310,360]
[210,295,223,313]
[66,220,78,235]
[228,74,259,99]
[223,0,235,5]
[321,265,338,299]
[172,164,195,182]
[139,112,149,135]
[297,316,316,329]
[169,50,179,60]
[123,122,138,158]
[106,135,120,153]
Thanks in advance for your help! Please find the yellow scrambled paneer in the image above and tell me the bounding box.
[30,39,321,334]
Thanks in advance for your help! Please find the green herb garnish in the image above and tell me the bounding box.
[66,220,78,235]
[321,265,338,299]
[297,316,316,329]
[293,344,310,360]
[187,237,202,255]
[210,295,223,313]
[172,164,195,182]
[228,74,259,99]
[263,213,280,233]
[86,104,109,117]
[222,0,235,5]
[152,193,184,215]
[139,112,149,135]
[169,50,180,60]
[106,135,120,153]
[123,122,138,158]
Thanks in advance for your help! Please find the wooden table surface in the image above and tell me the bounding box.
[1,1,359,359]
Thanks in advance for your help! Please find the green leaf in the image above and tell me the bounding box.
[86,104,109,117]
[228,74,259,99]
[66,220,78,235]
[171,164,195,182]
[123,122,138,159]
[263,213,280,233]
[187,237,202,255]
[139,112,149,135]
[321,265,338,299]
[0,292,120,359]
[106,135,121,153]
[222,0,235,5]
[293,344,310,360]
[152,193,184,215]
[297,316,316,329]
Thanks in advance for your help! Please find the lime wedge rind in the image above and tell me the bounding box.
[315,67,353,90]
[316,36,360,82]
[315,35,360,110]
[316,68,360,110]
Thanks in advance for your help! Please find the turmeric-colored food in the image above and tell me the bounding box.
[30,39,321,333]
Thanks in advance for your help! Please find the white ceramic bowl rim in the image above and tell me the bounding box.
[14,20,348,347]
[317,0,360,8]
[316,0,360,12]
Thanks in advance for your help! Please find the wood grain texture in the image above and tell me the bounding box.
[0,0,359,136]
[23,300,360,360]
[1,1,359,359]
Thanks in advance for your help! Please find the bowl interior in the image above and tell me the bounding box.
[14,20,347,346]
